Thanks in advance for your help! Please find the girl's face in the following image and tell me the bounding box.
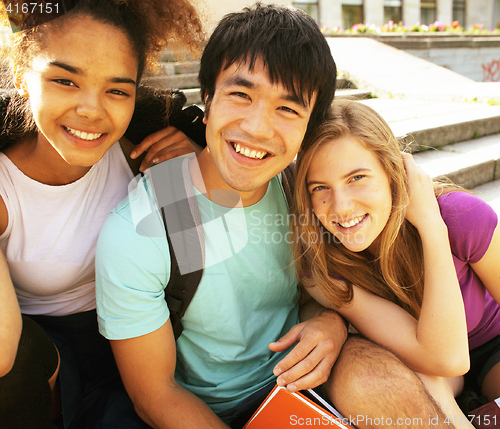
[16,15,138,167]
[307,136,392,254]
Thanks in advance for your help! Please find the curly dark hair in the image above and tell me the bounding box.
[0,0,205,149]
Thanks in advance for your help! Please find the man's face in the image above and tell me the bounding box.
[203,58,316,195]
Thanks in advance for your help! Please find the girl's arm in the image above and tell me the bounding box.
[308,281,468,377]
[401,153,469,376]
[0,197,21,377]
[129,126,201,172]
[119,129,197,176]
[309,154,469,377]
[470,224,500,305]
[0,249,22,377]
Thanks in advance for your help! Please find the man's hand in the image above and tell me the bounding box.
[269,309,347,392]
[130,126,201,172]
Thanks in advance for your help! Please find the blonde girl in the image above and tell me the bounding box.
[294,99,500,428]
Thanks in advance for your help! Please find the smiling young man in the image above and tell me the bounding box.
[95,4,456,429]
[195,58,314,206]
[96,4,343,428]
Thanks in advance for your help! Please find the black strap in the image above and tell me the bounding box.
[161,206,203,339]
[149,157,204,340]
[281,161,295,208]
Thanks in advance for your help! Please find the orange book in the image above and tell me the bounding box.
[243,384,355,428]
[469,397,500,429]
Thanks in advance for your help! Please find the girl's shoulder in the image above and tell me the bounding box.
[438,190,498,261]
[438,190,496,223]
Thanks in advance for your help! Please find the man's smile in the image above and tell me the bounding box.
[231,142,269,160]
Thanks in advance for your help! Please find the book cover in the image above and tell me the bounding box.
[468,397,500,429]
[243,384,355,428]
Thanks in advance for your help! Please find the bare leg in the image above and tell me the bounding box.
[417,374,473,428]
[481,361,500,401]
[325,336,453,429]
[48,347,60,392]
[49,348,61,422]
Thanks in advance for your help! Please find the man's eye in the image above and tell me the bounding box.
[231,92,249,99]
[53,79,75,86]
[279,106,298,115]
[109,89,130,97]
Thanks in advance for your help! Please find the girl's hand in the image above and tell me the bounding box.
[402,152,442,231]
[130,126,200,172]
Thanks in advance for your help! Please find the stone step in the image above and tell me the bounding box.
[337,77,352,89]
[336,88,372,100]
[182,88,203,105]
[414,133,500,190]
[145,71,353,93]
[171,61,200,75]
[143,73,199,90]
[473,178,500,215]
[361,98,500,152]
[141,84,370,106]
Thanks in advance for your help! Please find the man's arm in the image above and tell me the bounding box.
[95,192,226,429]
[268,292,348,392]
[111,321,229,429]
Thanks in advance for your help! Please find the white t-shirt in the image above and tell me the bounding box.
[0,142,134,316]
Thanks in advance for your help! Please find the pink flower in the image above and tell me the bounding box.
[434,21,444,31]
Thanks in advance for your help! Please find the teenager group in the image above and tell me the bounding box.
[1,1,499,428]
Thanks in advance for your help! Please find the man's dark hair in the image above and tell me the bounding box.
[199,2,337,136]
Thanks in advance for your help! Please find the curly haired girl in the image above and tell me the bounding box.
[0,1,204,426]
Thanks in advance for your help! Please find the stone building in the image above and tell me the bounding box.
[203,0,500,30]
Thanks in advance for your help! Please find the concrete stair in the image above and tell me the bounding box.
[360,99,500,207]
[143,62,372,105]
[473,178,500,214]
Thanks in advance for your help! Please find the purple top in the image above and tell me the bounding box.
[438,192,500,350]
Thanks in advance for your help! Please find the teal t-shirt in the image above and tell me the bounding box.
[96,158,300,413]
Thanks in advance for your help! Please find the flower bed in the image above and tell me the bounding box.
[322,20,500,36]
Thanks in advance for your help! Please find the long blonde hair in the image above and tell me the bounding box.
[293,99,457,318]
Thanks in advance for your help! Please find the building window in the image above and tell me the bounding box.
[495,0,500,28]
[293,0,319,22]
[421,0,436,25]
[453,0,466,26]
[342,0,363,30]
[384,0,402,23]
